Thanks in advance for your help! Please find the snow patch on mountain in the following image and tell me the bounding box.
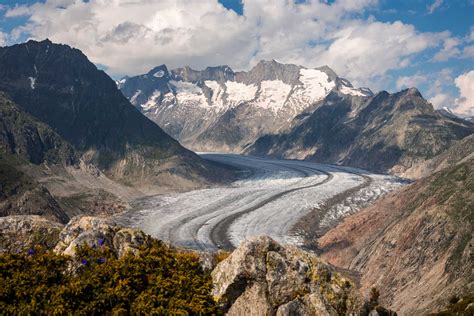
[299,69,336,101]
[153,70,165,78]
[141,90,161,111]
[170,80,208,108]
[204,80,226,110]
[442,107,453,113]
[116,78,127,89]
[338,78,373,97]
[225,81,258,104]
[254,80,292,113]
[130,89,142,105]
[162,92,176,109]
[28,77,36,90]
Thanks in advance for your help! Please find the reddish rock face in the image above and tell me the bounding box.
[318,158,474,315]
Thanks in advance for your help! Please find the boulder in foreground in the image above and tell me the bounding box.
[212,236,362,315]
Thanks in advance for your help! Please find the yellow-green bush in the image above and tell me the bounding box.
[0,240,221,315]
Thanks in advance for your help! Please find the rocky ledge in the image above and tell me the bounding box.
[213,235,361,315]
[0,215,63,253]
[1,215,397,315]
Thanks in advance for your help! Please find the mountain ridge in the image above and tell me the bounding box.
[119,59,373,153]
[119,59,473,176]
[0,39,229,189]
[247,87,474,175]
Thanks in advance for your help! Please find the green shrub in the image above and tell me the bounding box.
[0,241,221,315]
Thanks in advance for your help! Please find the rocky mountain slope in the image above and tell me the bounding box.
[0,93,75,222]
[0,92,76,166]
[0,155,69,223]
[318,157,474,315]
[248,88,474,175]
[400,134,474,179]
[119,60,372,152]
[0,91,138,222]
[0,39,227,190]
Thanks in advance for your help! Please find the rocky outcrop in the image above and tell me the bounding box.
[1,215,404,314]
[400,134,474,179]
[0,215,63,253]
[212,236,362,315]
[0,215,152,258]
[54,216,152,258]
[0,154,70,223]
[318,158,474,315]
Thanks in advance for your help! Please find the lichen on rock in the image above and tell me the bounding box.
[0,215,63,253]
[54,215,151,258]
[211,236,361,315]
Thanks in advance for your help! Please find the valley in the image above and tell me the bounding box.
[0,37,472,315]
[116,153,405,251]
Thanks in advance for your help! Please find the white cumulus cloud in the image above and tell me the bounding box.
[0,32,8,46]
[1,0,450,88]
[396,73,428,90]
[454,70,474,116]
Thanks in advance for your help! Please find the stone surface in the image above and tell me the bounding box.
[0,215,63,253]
[319,158,474,315]
[54,216,151,258]
[211,236,361,315]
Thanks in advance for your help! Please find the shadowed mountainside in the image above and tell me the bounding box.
[0,39,230,189]
[248,88,474,175]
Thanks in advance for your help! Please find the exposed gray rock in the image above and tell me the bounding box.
[0,215,63,253]
[211,236,361,315]
[248,89,474,175]
[54,216,151,258]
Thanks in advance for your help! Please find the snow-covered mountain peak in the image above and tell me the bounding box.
[119,61,375,151]
[442,106,453,114]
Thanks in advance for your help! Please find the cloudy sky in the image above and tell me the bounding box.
[0,0,472,115]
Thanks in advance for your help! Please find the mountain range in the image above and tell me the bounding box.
[118,60,372,151]
[0,40,232,221]
[0,39,229,188]
[119,60,474,175]
[0,38,472,315]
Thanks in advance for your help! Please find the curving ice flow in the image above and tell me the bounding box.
[117,154,405,251]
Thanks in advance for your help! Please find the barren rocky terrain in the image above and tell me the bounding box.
[318,157,474,315]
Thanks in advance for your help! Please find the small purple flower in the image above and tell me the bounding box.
[27,249,35,256]
[98,238,105,247]
[98,257,107,263]
[81,259,88,265]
